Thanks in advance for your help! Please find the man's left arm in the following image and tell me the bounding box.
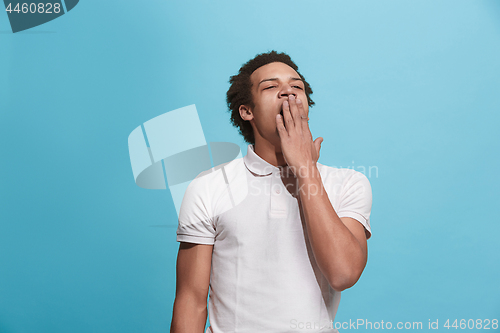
[298,172,368,292]
[276,95,369,292]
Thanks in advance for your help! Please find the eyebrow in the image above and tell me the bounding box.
[258,77,303,86]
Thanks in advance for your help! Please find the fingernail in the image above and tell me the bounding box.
[296,98,302,104]
[289,95,295,100]
[283,100,288,107]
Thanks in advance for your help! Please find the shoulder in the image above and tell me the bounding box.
[316,163,372,204]
[316,163,369,186]
[186,157,245,194]
[317,163,373,237]
[181,157,247,215]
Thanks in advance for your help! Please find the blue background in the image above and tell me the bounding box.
[1,0,499,332]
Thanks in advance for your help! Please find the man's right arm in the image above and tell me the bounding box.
[171,242,213,333]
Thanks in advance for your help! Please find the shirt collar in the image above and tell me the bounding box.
[243,145,279,176]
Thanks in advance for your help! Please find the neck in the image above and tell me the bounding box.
[253,137,287,167]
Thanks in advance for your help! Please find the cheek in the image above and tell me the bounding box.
[258,94,275,106]
[298,94,309,111]
[299,92,308,102]
[253,98,271,112]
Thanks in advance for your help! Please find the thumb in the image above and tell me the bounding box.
[314,137,323,158]
[314,137,323,149]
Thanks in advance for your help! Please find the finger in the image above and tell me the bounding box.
[288,95,301,134]
[314,137,323,153]
[276,113,288,138]
[296,98,311,138]
[314,137,323,160]
[282,100,295,131]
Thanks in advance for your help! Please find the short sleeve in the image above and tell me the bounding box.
[176,176,216,245]
[336,171,373,239]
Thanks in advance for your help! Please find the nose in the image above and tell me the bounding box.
[279,84,296,99]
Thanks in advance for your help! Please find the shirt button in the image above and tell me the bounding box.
[275,189,281,194]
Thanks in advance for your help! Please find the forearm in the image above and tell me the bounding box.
[298,165,366,291]
[171,294,207,333]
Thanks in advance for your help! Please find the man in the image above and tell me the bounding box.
[171,51,372,333]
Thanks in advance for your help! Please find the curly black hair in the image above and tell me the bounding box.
[226,51,314,144]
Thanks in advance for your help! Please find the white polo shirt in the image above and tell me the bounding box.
[177,145,372,333]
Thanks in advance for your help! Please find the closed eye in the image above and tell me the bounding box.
[263,86,276,90]
[293,85,303,90]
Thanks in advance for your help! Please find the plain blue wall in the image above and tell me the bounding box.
[1,1,499,332]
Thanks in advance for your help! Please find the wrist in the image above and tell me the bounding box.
[295,163,320,181]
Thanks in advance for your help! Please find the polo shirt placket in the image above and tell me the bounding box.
[270,169,289,218]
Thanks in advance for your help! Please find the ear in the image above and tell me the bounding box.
[239,105,254,121]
